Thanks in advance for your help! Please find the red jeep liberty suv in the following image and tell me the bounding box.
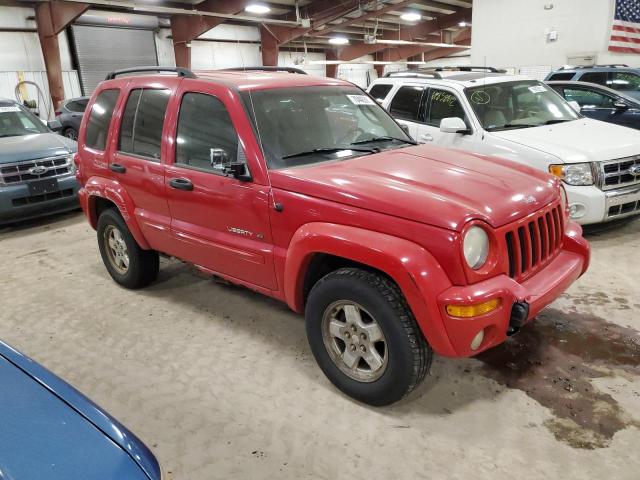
[76,67,590,406]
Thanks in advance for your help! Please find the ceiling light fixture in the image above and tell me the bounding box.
[329,36,350,45]
[458,21,469,27]
[400,12,422,22]
[245,3,271,14]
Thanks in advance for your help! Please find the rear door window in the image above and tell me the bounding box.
[579,71,608,86]
[119,88,170,161]
[389,86,425,122]
[610,71,640,93]
[369,84,393,103]
[85,89,119,150]
[547,72,575,81]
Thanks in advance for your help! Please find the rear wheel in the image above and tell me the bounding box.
[97,208,158,289]
[63,127,78,140]
[305,268,432,406]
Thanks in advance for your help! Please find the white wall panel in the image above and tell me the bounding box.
[199,24,260,42]
[278,51,326,76]
[471,0,639,71]
[156,28,176,67]
[190,41,261,69]
[337,56,376,88]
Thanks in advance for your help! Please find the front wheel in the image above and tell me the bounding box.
[305,268,432,406]
[97,208,159,289]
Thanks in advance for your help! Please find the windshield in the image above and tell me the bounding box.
[465,80,580,131]
[241,86,413,169]
[0,103,49,138]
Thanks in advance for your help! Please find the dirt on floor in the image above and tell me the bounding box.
[1,212,639,480]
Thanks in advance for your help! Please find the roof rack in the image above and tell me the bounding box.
[222,66,307,74]
[384,70,442,79]
[105,66,196,80]
[432,66,506,73]
[558,64,630,70]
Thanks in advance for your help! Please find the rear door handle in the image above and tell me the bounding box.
[420,133,434,142]
[169,178,194,191]
[109,163,126,173]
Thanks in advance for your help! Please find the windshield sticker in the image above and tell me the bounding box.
[528,85,546,94]
[470,90,490,105]
[347,94,376,106]
[0,106,21,113]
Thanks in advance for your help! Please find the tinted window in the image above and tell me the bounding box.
[610,72,640,92]
[548,72,575,81]
[369,84,393,103]
[85,89,119,150]
[579,72,608,85]
[564,88,616,108]
[427,89,466,127]
[389,86,424,121]
[119,89,170,160]
[176,93,241,173]
[66,100,88,112]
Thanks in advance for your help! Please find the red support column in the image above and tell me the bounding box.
[260,26,280,66]
[325,50,338,78]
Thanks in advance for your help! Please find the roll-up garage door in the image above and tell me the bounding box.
[71,25,158,94]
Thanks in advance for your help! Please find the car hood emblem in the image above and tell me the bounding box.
[28,165,48,175]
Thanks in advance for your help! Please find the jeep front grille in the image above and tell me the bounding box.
[0,155,72,185]
[599,155,640,191]
[504,202,564,282]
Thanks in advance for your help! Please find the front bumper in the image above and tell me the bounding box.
[0,175,79,224]
[564,183,640,224]
[434,221,590,357]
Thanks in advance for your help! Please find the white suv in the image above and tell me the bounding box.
[368,67,640,225]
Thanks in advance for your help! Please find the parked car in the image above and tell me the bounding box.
[55,96,89,140]
[0,99,79,224]
[545,64,640,101]
[0,338,161,480]
[76,66,590,406]
[547,80,640,130]
[368,67,640,225]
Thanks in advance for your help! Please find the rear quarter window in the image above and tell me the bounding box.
[389,86,425,122]
[547,72,575,81]
[369,84,393,103]
[85,89,119,150]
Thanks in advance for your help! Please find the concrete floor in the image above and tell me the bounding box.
[1,211,639,480]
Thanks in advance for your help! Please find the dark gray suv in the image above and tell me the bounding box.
[0,99,79,224]
[545,65,640,101]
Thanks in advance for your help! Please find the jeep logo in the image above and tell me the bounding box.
[28,165,48,175]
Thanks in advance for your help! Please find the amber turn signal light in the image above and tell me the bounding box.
[446,298,501,318]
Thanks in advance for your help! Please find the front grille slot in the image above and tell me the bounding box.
[600,156,640,191]
[505,203,564,282]
[0,156,71,185]
[11,188,74,207]
[608,200,640,217]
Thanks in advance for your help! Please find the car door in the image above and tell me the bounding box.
[417,87,477,148]
[387,84,427,140]
[561,86,637,126]
[107,78,178,253]
[164,83,277,291]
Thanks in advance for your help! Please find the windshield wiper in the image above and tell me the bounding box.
[488,123,539,131]
[543,119,574,125]
[282,147,378,160]
[351,135,417,146]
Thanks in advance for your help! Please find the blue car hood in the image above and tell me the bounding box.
[0,133,76,164]
[0,342,160,480]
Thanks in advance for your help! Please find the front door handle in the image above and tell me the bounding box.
[420,133,434,142]
[109,163,126,173]
[169,178,194,191]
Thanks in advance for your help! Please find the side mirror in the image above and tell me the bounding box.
[48,118,63,132]
[399,123,410,135]
[567,100,581,113]
[440,117,470,134]
[614,101,629,110]
[223,162,251,181]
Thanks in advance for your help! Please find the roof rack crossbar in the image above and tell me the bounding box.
[384,70,442,79]
[105,66,196,80]
[222,66,307,74]
[432,66,503,73]
[558,64,630,70]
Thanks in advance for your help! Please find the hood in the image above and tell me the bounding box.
[0,341,160,480]
[0,133,76,164]
[270,145,559,231]
[490,118,639,163]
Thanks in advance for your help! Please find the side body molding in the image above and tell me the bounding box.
[283,222,457,356]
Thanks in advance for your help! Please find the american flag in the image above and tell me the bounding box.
[609,0,640,54]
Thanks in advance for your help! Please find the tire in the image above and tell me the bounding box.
[305,267,432,406]
[96,208,159,289]
[63,127,78,140]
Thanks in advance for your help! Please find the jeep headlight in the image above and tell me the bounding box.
[549,163,593,186]
[463,226,489,270]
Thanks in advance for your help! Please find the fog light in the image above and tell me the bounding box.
[470,329,485,350]
[446,298,501,318]
[568,203,586,219]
